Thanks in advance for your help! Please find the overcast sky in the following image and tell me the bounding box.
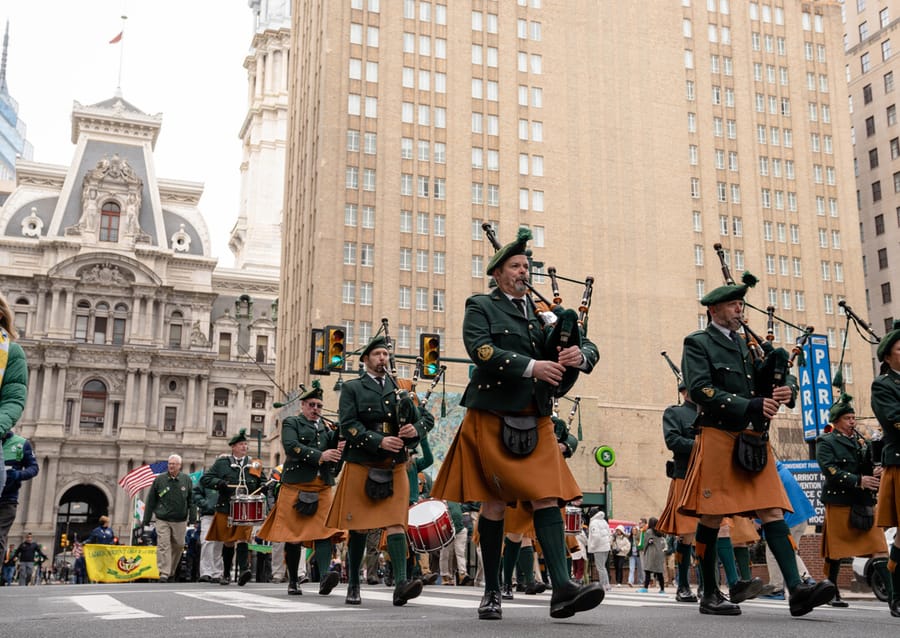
[1,1,253,266]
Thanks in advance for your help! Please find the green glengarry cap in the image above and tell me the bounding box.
[361,335,389,359]
[828,392,855,423]
[229,428,248,446]
[876,319,900,362]
[299,379,323,401]
[486,227,532,275]
[700,271,759,306]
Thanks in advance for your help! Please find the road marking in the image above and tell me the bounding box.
[66,594,161,620]
[355,588,544,609]
[185,614,246,620]
[178,590,342,613]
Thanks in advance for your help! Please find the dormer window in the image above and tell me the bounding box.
[99,201,121,242]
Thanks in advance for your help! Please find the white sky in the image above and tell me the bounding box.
[1,1,253,266]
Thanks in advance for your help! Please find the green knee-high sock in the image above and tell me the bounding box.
[478,516,505,592]
[347,531,367,586]
[284,543,301,582]
[533,508,571,587]
[503,539,522,587]
[826,558,841,586]
[733,546,752,581]
[715,538,739,586]
[518,546,536,584]
[236,543,249,573]
[315,540,333,578]
[676,541,692,589]
[386,533,408,583]
[762,520,800,591]
[695,524,719,597]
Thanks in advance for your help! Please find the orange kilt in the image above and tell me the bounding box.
[205,511,253,544]
[657,478,698,536]
[822,504,889,561]
[257,479,345,545]
[504,503,537,538]
[678,427,791,517]
[325,461,410,531]
[876,465,900,529]
[431,408,581,504]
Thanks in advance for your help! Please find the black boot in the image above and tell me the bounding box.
[501,582,514,600]
[699,589,741,616]
[345,584,361,605]
[287,580,302,595]
[478,590,502,620]
[828,588,849,608]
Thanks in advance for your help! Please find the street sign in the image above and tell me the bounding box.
[799,334,833,441]
[780,459,824,526]
[594,445,616,468]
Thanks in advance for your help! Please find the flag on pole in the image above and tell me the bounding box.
[133,498,145,523]
[118,461,168,498]
[109,31,123,44]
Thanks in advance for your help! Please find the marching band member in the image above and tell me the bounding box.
[431,229,603,621]
[200,429,266,586]
[258,382,345,596]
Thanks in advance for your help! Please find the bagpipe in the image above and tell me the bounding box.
[482,223,594,397]
[833,299,883,386]
[379,318,422,459]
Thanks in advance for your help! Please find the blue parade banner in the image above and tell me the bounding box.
[798,334,833,441]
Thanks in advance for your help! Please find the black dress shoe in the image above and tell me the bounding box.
[890,599,900,618]
[345,584,361,605]
[219,576,230,585]
[287,580,302,595]
[675,587,698,603]
[319,571,340,596]
[458,573,474,586]
[299,576,309,584]
[515,582,527,593]
[699,589,741,616]
[549,580,605,619]
[422,573,439,586]
[238,570,252,586]
[525,581,547,595]
[729,577,765,604]
[502,583,514,600]
[828,590,849,608]
[478,590,502,620]
[393,579,424,606]
[789,579,836,617]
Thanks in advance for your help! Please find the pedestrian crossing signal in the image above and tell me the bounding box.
[419,333,440,378]
[326,326,345,370]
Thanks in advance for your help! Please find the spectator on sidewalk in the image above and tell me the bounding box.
[587,509,611,591]
[12,532,46,585]
[0,428,38,558]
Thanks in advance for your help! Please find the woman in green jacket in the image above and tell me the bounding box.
[0,293,28,500]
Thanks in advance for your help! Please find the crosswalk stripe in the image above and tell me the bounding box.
[178,590,345,613]
[355,588,544,609]
[66,594,161,620]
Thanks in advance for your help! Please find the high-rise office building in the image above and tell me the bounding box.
[279,1,870,518]
[845,0,900,359]
[0,22,34,184]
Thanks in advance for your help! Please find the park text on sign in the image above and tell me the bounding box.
[799,335,833,442]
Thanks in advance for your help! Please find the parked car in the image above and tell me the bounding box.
[852,527,896,602]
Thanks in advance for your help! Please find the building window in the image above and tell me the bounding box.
[163,406,177,432]
[399,287,411,309]
[360,244,374,267]
[882,282,893,304]
[218,332,232,360]
[342,282,355,304]
[432,289,445,312]
[879,247,889,269]
[876,214,885,235]
[168,311,183,349]
[359,283,372,306]
[99,201,120,242]
[214,388,229,408]
[80,380,107,430]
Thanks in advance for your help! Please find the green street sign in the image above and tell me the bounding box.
[594,445,616,468]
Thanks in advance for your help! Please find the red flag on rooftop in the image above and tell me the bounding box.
[109,31,123,44]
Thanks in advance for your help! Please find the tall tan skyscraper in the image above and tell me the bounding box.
[845,0,900,359]
[279,0,870,520]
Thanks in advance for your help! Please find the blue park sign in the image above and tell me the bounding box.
[798,334,833,442]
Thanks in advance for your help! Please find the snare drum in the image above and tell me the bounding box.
[564,506,582,535]
[229,494,266,526]
[407,499,455,553]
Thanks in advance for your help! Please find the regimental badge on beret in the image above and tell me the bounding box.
[477,344,494,361]
[702,387,715,398]
[827,467,837,475]
[348,427,359,437]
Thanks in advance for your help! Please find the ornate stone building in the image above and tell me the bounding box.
[0,94,279,554]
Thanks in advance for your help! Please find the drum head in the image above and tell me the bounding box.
[408,499,448,526]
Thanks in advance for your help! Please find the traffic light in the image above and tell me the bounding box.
[326,325,346,371]
[60,533,68,549]
[309,328,329,375]
[419,333,441,378]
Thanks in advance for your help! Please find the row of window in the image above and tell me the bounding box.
[336,320,446,353]
[342,282,445,312]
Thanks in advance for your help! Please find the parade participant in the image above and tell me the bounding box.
[193,472,224,583]
[431,228,603,621]
[870,319,900,617]
[85,515,115,545]
[258,382,344,596]
[0,292,27,504]
[200,429,266,586]
[679,276,835,617]
[325,335,432,607]
[657,381,699,602]
[0,428,38,559]
[142,454,193,583]
[816,393,889,608]
[12,532,46,585]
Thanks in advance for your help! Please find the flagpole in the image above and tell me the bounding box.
[116,15,127,96]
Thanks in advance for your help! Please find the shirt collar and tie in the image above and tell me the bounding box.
[511,297,527,316]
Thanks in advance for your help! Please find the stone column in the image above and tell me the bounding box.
[136,370,149,426]
[197,375,209,431]
[148,373,160,430]
[124,370,136,423]
[184,375,195,431]
[54,365,67,422]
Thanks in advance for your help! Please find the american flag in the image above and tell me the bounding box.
[118,461,169,498]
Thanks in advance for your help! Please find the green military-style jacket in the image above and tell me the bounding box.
[816,430,876,506]
[200,455,267,513]
[871,368,900,467]
[662,401,698,478]
[338,374,433,465]
[281,413,341,486]
[407,436,434,504]
[461,289,598,416]
[682,324,796,431]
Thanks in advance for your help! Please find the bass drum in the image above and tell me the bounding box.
[407,499,455,553]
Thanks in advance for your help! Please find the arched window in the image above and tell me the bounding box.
[93,302,109,344]
[74,300,91,342]
[80,380,108,430]
[168,310,183,349]
[112,303,129,345]
[99,201,120,242]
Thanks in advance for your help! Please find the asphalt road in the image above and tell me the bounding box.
[0,581,896,638]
